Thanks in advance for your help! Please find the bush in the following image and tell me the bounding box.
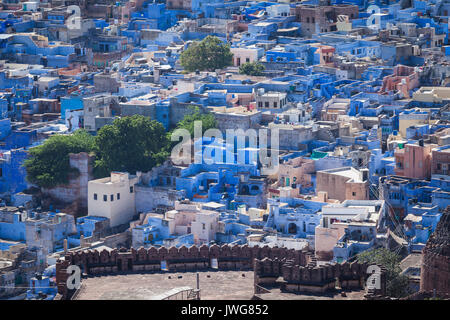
[239,61,265,76]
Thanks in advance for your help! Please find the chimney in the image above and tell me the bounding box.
[419,139,424,147]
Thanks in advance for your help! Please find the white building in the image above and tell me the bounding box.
[37,77,60,93]
[255,90,288,110]
[191,211,219,245]
[314,200,386,260]
[230,46,264,66]
[88,172,139,227]
[266,4,290,17]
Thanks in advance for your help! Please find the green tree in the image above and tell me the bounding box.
[357,248,412,298]
[180,35,233,72]
[24,130,95,188]
[172,105,217,137]
[94,115,169,178]
[239,61,265,76]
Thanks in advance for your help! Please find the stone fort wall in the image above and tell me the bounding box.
[254,257,387,295]
[420,206,450,295]
[56,244,310,297]
[56,244,387,299]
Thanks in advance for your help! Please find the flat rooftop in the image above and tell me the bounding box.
[75,271,254,300]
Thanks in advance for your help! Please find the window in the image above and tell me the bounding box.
[94,193,97,200]
[258,102,262,108]
[117,193,120,200]
[265,102,269,108]
[110,194,114,201]
[130,186,134,193]
[202,223,206,230]
[437,163,441,170]
[352,192,356,196]
[246,57,250,63]
[306,17,310,23]
[273,102,277,108]
[103,195,107,202]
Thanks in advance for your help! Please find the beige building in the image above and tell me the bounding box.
[413,86,450,104]
[230,46,263,67]
[166,200,198,235]
[277,156,315,189]
[398,109,437,138]
[336,15,352,32]
[88,172,139,227]
[315,200,385,260]
[191,211,219,245]
[321,97,350,121]
[165,200,219,244]
[255,90,288,110]
[83,94,118,132]
[315,222,347,260]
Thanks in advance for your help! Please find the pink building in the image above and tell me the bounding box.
[432,145,450,175]
[227,92,254,108]
[268,156,315,198]
[380,65,420,98]
[277,156,315,189]
[394,141,436,180]
[315,223,347,260]
[316,167,369,202]
[311,44,335,66]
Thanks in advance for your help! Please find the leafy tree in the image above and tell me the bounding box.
[94,115,169,178]
[172,105,217,137]
[239,61,265,76]
[357,248,412,298]
[24,130,95,188]
[180,35,233,72]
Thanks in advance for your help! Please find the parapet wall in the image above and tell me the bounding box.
[254,257,387,296]
[56,244,388,299]
[56,244,311,298]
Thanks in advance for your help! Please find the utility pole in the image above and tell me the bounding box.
[196,272,201,300]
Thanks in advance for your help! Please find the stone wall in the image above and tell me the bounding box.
[42,152,94,209]
[56,243,389,299]
[254,257,387,296]
[56,244,308,298]
[213,111,262,132]
[420,206,450,295]
[135,185,183,213]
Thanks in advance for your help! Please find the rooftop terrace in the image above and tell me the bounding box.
[75,271,254,300]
